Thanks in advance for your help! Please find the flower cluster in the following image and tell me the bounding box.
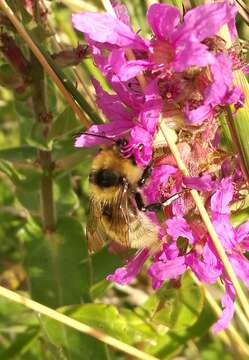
[72,2,249,332]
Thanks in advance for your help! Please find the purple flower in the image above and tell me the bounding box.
[212,278,235,333]
[144,164,177,203]
[166,217,195,244]
[211,178,249,287]
[185,54,244,125]
[75,79,135,147]
[72,2,237,80]
[183,174,218,191]
[186,240,222,284]
[76,79,162,165]
[71,1,249,335]
[148,255,186,289]
[209,178,249,331]
[72,12,148,50]
[106,249,149,285]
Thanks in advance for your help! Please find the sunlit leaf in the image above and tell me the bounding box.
[0,327,39,360]
[20,217,91,307]
[48,107,81,141]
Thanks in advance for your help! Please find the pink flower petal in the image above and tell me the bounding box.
[212,279,235,333]
[174,2,237,45]
[118,60,151,81]
[186,252,221,284]
[236,221,249,244]
[211,177,233,215]
[92,78,134,123]
[173,42,215,72]
[148,256,186,288]
[166,217,195,244]
[139,80,162,134]
[144,164,177,203]
[229,253,249,288]
[75,122,133,148]
[129,126,153,166]
[107,249,149,285]
[205,54,233,104]
[184,103,212,125]
[183,174,218,191]
[113,2,130,26]
[72,12,147,50]
[147,3,180,40]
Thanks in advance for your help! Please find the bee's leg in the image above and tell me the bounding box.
[134,192,146,211]
[137,191,185,212]
[135,192,164,212]
[137,162,152,188]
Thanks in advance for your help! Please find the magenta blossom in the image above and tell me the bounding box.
[106,249,149,285]
[75,79,162,165]
[72,1,244,129]
[148,177,249,332]
[72,0,249,335]
[73,2,236,77]
[184,54,244,124]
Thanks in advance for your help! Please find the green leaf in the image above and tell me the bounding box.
[0,161,41,192]
[153,272,204,330]
[48,107,81,141]
[54,175,79,216]
[145,301,216,359]
[53,139,94,176]
[91,247,122,284]
[0,146,37,162]
[21,217,91,307]
[0,327,39,360]
[219,113,234,152]
[198,336,234,360]
[231,206,249,227]
[42,304,115,359]
[41,317,108,360]
[120,308,159,345]
[140,272,204,331]
[0,64,22,89]
[63,303,132,343]
[0,297,38,327]
[90,279,111,300]
[27,122,52,150]
[47,78,57,113]
[0,161,25,185]
[15,100,33,118]
[16,189,40,215]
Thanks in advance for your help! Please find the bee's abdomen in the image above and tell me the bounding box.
[89,169,124,188]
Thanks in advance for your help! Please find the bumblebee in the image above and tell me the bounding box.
[86,135,182,253]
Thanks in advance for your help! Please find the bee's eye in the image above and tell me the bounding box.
[90,169,123,187]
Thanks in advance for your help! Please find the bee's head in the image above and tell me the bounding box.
[90,142,143,192]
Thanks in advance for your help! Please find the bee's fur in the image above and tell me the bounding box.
[87,144,159,252]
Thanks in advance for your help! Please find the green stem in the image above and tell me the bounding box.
[39,150,55,232]
[30,52,56,232]
[37,43,103,124]
[225,106,249,186]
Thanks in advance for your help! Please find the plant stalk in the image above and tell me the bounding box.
[30,53,56,232]
[0,0,91,127]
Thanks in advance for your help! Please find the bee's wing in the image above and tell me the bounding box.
[86,198,108,253]
[110,184,136,248]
